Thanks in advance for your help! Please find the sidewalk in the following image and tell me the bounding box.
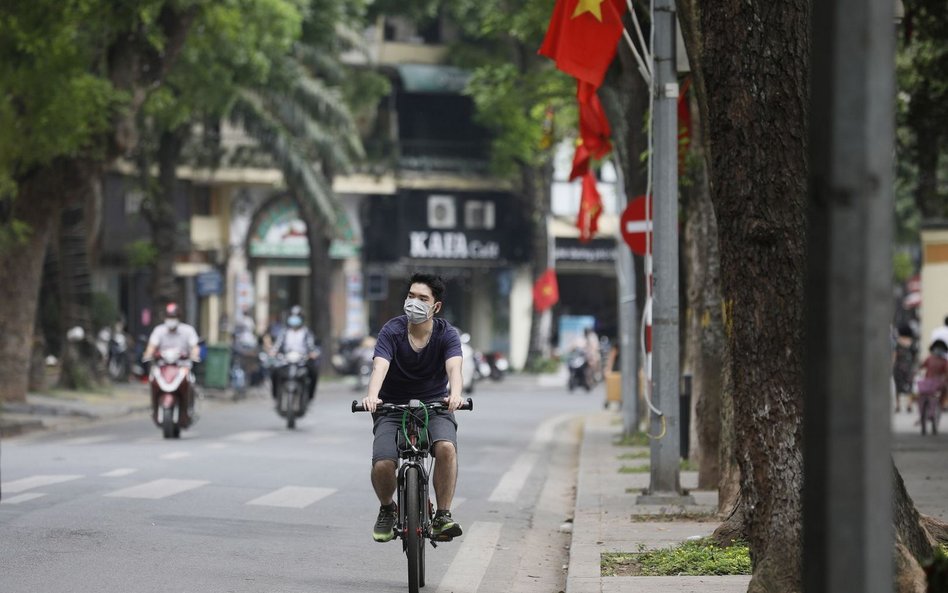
[567,408,948,593]
[568,411,750,593]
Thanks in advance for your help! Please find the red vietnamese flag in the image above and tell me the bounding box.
[677,77,692,172]
[569,140,591,181]
[578,80,612,158]
[577,170,603,243]
[533,269,560,312]
[538,0,629,90]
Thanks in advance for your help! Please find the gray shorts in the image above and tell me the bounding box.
[372,411,458,464]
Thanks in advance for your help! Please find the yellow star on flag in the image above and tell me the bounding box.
[572,0,606,21]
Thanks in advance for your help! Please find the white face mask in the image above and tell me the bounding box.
[165,319,179,331]
[404,298,432,325]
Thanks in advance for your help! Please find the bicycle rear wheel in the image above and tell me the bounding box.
[406,466,422,593]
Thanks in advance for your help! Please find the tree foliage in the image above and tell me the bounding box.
[897,0,948,222]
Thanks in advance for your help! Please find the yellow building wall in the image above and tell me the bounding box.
[920,228,948,344]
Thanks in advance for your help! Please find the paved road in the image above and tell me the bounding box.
[0,378,603,593]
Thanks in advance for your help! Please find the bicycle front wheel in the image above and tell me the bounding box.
[406,466,422,593]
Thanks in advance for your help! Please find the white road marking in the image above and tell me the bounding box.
[60,435,114,446]
[105,479,209,499]
[488,413,570,503]
[159,451,191,460]
[1,474,83,494]
[436,521,503,593]
[226,431,277,443]
[247,486,336,509]
[1,492,47,504]
[100,468,138,477]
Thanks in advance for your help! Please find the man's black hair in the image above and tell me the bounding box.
[409,272,446,303]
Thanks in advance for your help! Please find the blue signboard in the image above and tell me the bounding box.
[196,270,224,297]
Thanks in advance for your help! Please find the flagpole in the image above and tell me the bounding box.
[637,0,693,505]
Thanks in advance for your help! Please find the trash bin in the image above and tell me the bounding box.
[203,345,232,389]
[606,371,622,406]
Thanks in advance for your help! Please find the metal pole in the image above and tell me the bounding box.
[804,0,895,590]
[614,164,639,431]
[639,0,690,502]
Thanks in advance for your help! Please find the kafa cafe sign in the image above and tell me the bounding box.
[409,231,501,260]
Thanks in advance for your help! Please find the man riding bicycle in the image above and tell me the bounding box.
[360,273,465,543]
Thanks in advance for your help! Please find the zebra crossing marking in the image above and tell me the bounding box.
[60,435,115,446]
[246,486,336,509]
[1,474,83,494]
[1,492,47,505]
[105,478,209,499]
[226,431,277,443]
[100,468,138,477]
[159,451,191,460]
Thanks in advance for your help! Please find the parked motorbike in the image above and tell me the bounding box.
[331,336,376,391]
[96,325,131,382]
[272,351,313,429]
[459,333,476,394]
[149,346,195,439]
[483,351,509,381]
[567,348,592,392]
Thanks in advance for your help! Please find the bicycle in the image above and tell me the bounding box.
[352,397,473,593]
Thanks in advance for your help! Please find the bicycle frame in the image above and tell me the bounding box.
[352,397,472,593]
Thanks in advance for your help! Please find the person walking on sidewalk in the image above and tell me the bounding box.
[359,272,465,543]
[893,323,918,413]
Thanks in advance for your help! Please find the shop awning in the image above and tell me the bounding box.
[396,64,470,94]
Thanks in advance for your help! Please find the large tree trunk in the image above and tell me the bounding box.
[522,162,553,367]
[303,203,333,358]
[0,162,84,402]
[683,2,810,591]
[679,88,725,491]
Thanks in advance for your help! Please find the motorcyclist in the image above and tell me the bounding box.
[142,303,201,424]
[270,305,320,401]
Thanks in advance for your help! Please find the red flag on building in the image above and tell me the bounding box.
[533,269,560,312]
[577,170,603,243]
[538,0,629,91]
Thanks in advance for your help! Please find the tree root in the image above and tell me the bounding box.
[921,515,948,546]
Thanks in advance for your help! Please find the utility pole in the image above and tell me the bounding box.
[614,166,639,431]
[637,0,692,504]
[803,0,895,591]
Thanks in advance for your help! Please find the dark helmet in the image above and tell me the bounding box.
[165,302,179,319]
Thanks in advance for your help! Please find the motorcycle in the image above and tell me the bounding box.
[331,336,376,391]
[567,348,592,392]
[149,346,195,439]
[459,333,476,394]
[272,351,313,429]
[96,325,131,382]
[483,351,509,381]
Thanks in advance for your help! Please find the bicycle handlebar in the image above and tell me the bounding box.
[351,398,473,413]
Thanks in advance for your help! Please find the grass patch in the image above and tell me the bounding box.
[616,457,697,474]
[614,432,650,447]
[601,539,751,577]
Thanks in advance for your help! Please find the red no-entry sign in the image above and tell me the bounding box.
[620,195,653,255]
